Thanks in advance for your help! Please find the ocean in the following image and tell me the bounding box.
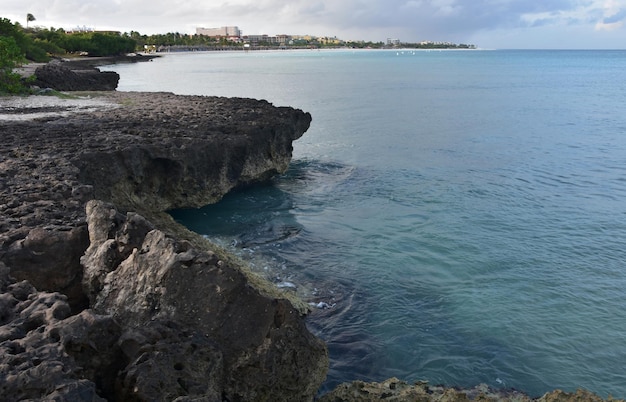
[101,49,626,398]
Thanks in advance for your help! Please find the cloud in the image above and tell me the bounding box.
[603,8,626,23]
[595,0,626,30]
[3,0,625,47]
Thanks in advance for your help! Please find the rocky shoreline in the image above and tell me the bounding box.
[1,66,623,400]
[1,91,327,401]
[13,53,158,88]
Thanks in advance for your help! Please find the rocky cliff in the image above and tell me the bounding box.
[0,92,328,401]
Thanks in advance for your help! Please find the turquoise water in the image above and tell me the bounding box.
[103,50,626,398]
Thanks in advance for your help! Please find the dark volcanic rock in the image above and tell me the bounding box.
[33,61,120,91]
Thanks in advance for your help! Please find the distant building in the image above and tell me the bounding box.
[387,38,400,46]
[292,35,316,41]
[275,34,292,45]
[196,26,241,38]
[319,36,343,45]
[66,27,121,36]
[67,25,94,33]
[242,34,269,45]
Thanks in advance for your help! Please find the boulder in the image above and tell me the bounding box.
[83,200,328,401]
[33,61,119,91]
[3,225,90,312]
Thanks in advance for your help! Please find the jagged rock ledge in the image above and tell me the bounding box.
[0,92,328,401]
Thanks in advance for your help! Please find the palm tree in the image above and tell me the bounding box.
[26,13,35,28]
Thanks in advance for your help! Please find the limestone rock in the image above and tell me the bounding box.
[3,225,89,311]
[83,200,328,401]
[1,91,310,307]
[71,93,312,212]
[1,92,322,401]
[537,389,620,402]
[81,200,154,304]
[0,262,114,401]
[33,61,119,91]
[1,238,230,402]
[318,378,622,402]
[115,321,224,402]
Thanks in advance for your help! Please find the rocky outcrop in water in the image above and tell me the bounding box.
[0,92,327,401]
[33,60,120,91]
[318,377,623,402]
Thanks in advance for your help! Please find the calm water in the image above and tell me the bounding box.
[103,49,626,398]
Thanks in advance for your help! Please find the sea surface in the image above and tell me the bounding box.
[102,49,626,398]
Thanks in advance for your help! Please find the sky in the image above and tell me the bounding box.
[3,0,625,49]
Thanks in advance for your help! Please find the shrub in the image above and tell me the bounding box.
[0,35,30,94]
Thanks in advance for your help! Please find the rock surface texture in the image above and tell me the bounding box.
[33,60,120,91]
[0,92,327,401]
[318,378,624,402]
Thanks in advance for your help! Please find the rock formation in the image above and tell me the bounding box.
[33,60,120,91]
[0,91,328,401]
[318,378,623,402]
[81,200,327,401]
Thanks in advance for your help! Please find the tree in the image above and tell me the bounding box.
[0,36,28,94]
[26,13,35,28]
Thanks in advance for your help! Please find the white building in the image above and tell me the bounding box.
[196,26,241,37]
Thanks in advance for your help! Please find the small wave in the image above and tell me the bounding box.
[234,223,302,248]
[278,158,357,195]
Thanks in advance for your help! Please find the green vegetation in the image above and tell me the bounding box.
[0,35,28,93]
[1,17,137,62]
[55,32,135,56]
[1,18,47,62]
[1,17,137,93]
[124,31,220,48]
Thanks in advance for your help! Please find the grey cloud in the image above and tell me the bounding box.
[263,0,597,40]
[603,8,626,24]
[5,0,623,46]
